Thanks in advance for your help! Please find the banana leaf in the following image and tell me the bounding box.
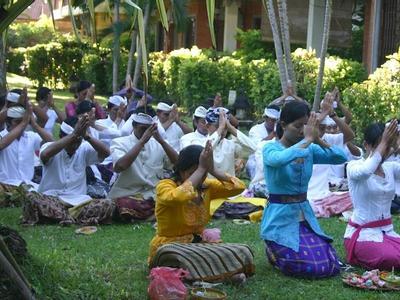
[206,0,216,48]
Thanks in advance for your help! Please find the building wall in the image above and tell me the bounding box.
[241,0,262,30]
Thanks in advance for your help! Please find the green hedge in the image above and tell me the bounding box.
[147,47,367,114]
[6,47,27,75]
[342,48,400,138]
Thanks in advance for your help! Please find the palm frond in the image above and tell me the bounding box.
[156,0,168,32]
[67,0,81,41]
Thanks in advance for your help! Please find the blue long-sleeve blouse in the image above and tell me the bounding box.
[260,139,347,251]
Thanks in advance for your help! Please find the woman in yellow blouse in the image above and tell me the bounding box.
[148,141,246,262]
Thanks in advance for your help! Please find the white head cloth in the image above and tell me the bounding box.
[132,113,154,125]
[156,102,174,112]
[193,106,207,118]
[6,92,20,103]
[60,122,75,135]
[284,96,295,102]
[108,95,127,106]
[7,106,25,118]
[263,107,280,119]
[320,116,336,126]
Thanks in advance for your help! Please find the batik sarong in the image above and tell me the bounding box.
[265,222,340,278]
[150,242,255,282]
[114,196,155,222]
[22,192,114,225]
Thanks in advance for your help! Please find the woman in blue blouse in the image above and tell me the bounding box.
[261,99,347,278]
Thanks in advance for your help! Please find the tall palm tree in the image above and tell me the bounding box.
[264,0,287,93]
[112,0,121,93]
[0,33,6,96]
[277,0,296,92]
[313,0,332,112]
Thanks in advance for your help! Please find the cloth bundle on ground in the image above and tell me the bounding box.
[149,242,255,282]
[114,196,155,222]
[310,192,353,218]
[213,202,263,219]
[22,192,114,225]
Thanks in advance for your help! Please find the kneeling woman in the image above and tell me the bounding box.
[261,100,347,278]
[344,120,400,270]
[149,141,255,282]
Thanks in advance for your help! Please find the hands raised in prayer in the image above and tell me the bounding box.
[140,123,158,145]
[74,114,90,137]
[199,140,214,172]
[381,119,399,159]
[304,112,320,143]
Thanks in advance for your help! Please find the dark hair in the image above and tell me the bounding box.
[36,87,51,102]
[9,89,22,95]
[276,100,310,139]
[174,145,204,182]
[364,122,385,148]
[107,102,116,110]
[76,100,95,115]
[267,104,280,112]
[60,116,79,138]
[77,80,91,93]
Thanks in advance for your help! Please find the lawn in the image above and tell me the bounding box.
[6,73,108,111]
[1,207,399,299]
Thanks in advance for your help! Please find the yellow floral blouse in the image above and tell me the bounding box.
[148,176,245,263]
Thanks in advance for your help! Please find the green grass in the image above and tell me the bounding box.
[6,73,108,110]
[1,208,400,299]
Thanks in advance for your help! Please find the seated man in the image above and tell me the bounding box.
[155,102,192,152]
[0,103,53,189]
[247,105,280,179]
[22,116,114,225]
[109,113,178,222]
[179,106,208,149]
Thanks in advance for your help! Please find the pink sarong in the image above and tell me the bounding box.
[310,192,352,218]
[344,218,400,270]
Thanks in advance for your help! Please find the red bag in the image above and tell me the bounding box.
[148,267,189,300]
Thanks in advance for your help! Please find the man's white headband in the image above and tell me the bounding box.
[60,122,75,135]
[132,113,154,125]
[156,102,174,112]
[6,92,20,103]
[7,106,25,118]
[263,108,280,119]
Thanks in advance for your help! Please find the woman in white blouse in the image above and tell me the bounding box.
[345,120,400,270]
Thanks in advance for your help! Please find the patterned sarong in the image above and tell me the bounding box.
[22,192,114,225]
[114,196,155,222]
[265,222,340,278]
[150,243,255,282]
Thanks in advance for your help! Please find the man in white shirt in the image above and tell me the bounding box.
[22,115,113,225]
[0,104,53,189]
[206,107,256,177]
[247,105,280,179]
[109,113,178,222]
[95,95,127,182]
[35,87,65,135]
[180,106,208,150]
[308,94,356,217]
[248,105,280,145]
[155,102,192,152]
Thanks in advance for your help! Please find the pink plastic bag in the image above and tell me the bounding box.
[148,267,189,300]
[201,228,221,243]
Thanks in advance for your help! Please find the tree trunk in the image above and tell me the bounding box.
[132,2,151,88]
[277,0,296,92]
[126,27,138,79]
[112,0,121,93]
[265,0,287,93]
[0,34,7,96]
[312,0,332,112]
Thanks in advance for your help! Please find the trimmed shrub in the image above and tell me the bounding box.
[6,47,27,75]
[343,49,400,138]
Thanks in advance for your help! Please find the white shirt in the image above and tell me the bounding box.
[308,133,345,200]
[250,140,273,187]
[44,109,58,135]
[209,130,256,176]
[108,134,167,199]
[0,129,41,186]
[95,116,124,165]
[249,123,269,144]
[180,130,208,150]
[344,152,400,242]
[38,141,101,206]
[157,120,184,152]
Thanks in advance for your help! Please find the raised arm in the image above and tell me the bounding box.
[83,134,110,161]
[0,113,29,150]
[30,114,54,143]
[153,128,179,164]
[113,123,155,173]
[40,115,89,164]
[48,93,65,123]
